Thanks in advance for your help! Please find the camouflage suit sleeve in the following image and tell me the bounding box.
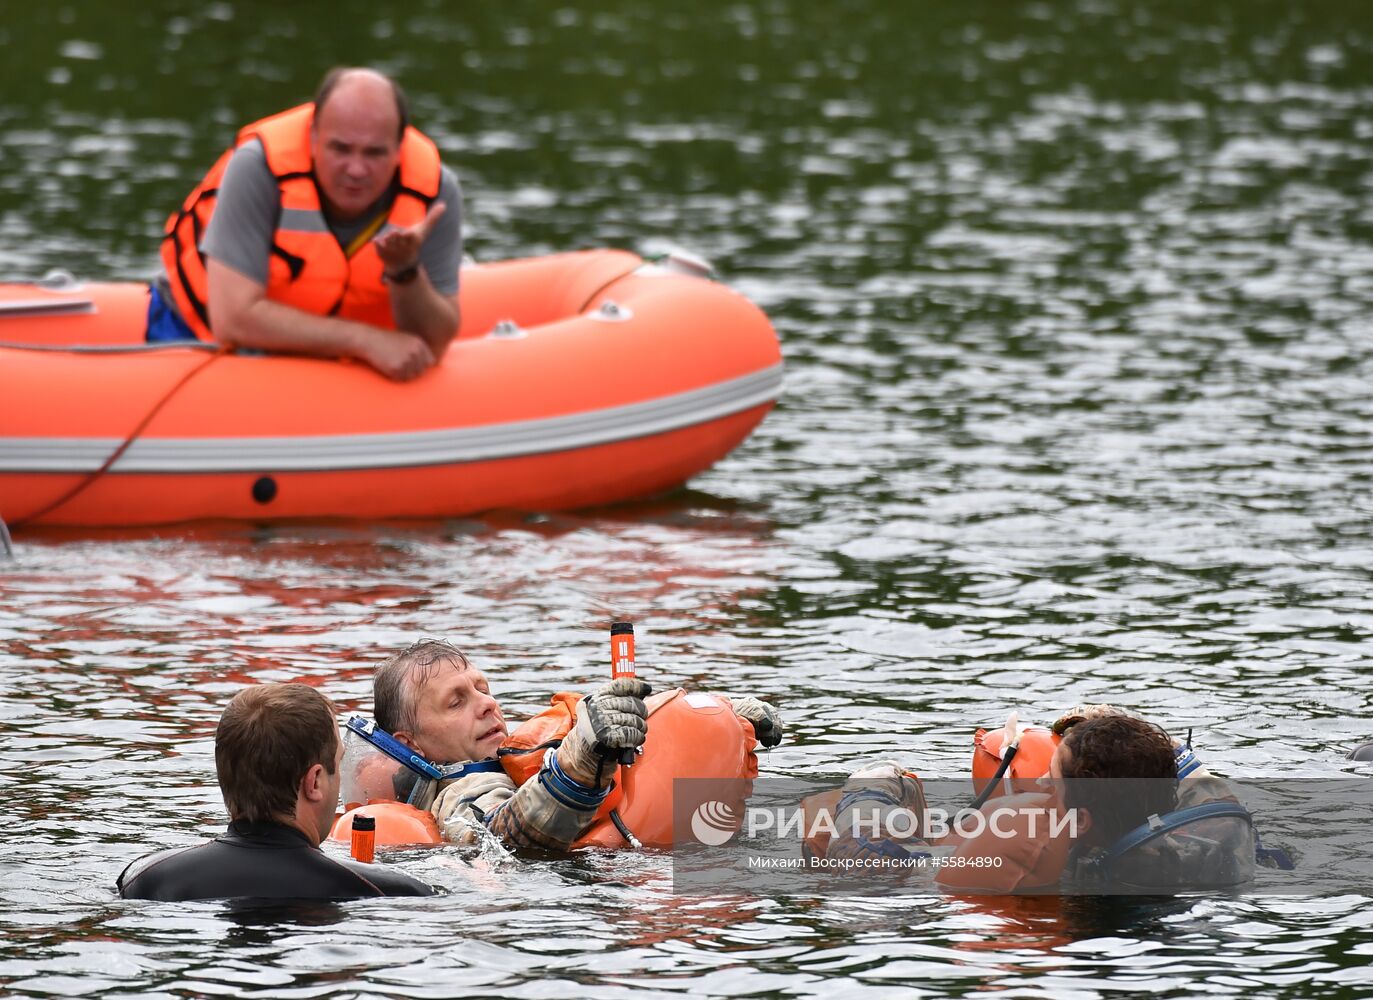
[430,720,612,851]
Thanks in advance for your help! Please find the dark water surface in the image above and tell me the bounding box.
[4,0,1373,996]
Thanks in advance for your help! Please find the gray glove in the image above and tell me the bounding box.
[733,696,783,748]
[581,677,652,755]
[557,677,652,788]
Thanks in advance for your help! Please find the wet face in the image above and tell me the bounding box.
[309,72,402,221]
[402,661,507,764]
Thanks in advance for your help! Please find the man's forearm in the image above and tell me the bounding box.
[483,770,604,852]
[207,258,434,381]
[218,294,372,359]
[430,757,604,852]
[388,271,459,356]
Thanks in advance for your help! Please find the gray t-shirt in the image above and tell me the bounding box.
[199,139,462,296]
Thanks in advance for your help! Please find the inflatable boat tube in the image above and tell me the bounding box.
[0,250,782,527]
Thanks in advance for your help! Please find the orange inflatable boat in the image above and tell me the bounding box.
[0,250,782,528]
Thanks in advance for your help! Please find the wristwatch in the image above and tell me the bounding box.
[384,263,420,285]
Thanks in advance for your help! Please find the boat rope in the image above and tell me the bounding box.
[0,512,12,559]
[576,261,652,314]
[575,253,715,315]
[9,346,229,530]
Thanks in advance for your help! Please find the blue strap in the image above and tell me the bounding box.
[436,759,506,781]
[834,834,931,863]
[537,751,609,811]
[344,715,444,780]
[830,788,931,862]
[835,787,902,816]
[1104,801,1252,862]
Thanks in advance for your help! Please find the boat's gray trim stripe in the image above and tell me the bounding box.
[0,340,218,354]
[0,298,96,318]
[0,363,782,473]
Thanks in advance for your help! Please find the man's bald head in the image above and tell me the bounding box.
[313,67,409,142]
[308,67,411,221]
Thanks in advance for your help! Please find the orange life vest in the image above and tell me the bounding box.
[501,688,760,849]
[161,103,442,340]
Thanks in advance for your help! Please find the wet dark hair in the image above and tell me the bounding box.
[374,638,471,736]
[215,683,338,823]
[1059,714,1178,845]
[313,66,410,141]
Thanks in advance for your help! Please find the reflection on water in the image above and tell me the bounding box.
[5,0,1373,995]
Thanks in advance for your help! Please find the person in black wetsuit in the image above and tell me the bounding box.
[118,682,433,901]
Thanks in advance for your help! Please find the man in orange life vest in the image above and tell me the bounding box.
[364,638,784,850]
[153,67,461,381]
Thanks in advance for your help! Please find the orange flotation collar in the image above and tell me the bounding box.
[499,687,761,849]
[331,799,442,847]
[971,724,1060,799]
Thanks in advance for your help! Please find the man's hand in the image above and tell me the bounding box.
[374,201,447,276]
[355,329,435,382]
[732,696,783,748]
[556,677,651,789]
[205,258,438,381]
[430,767,518,844]
[579,677,652,757]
